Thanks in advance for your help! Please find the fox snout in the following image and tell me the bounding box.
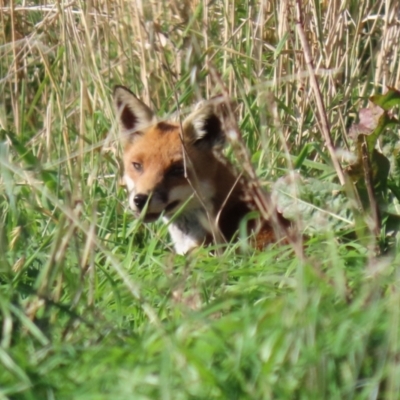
[133,193,149,211]
[128,185,175,222]
[128,190,162,222]
[127,183,195,222]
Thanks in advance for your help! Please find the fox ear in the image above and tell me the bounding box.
[183,100,225,149]
[113,86,155,141]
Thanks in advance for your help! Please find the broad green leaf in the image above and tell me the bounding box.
[370,87,400,110]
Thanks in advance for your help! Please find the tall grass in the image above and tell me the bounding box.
[1,0,400,398]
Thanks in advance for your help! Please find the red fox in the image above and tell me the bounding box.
[113,86,290,254]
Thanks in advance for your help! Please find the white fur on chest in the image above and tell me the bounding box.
[163,209,210,255]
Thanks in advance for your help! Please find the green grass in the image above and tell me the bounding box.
[1,0,400,398]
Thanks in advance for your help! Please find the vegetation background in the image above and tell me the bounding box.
[1,0,400,398]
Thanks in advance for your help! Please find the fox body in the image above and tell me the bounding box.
[113,86,287,254]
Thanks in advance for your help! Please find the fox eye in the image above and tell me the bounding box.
[132,162,143,172]
[168,165,185,177]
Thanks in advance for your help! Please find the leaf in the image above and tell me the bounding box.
[346,144,391,200]
[41,170,58,190]
[6,130,39,168]
[370,149,390,191]
[346,90,399,206]
[370,87,400,110]
[348,104,399,155]
[349,105,385,136]
[4,129,57,190]
[271,173,351,233]
[274,32,289,59]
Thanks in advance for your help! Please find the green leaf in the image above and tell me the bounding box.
[6,130,39,168]
[370,87,400,110]
[364,112,399,155]
[370,149,390,191]
[274,32,289,59]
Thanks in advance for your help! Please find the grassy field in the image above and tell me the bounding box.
[1,0,400,398]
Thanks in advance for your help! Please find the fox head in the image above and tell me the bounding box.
[113,86,227,222]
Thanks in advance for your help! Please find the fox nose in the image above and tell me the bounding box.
[133,194,149,211]
[134,194,149,210]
